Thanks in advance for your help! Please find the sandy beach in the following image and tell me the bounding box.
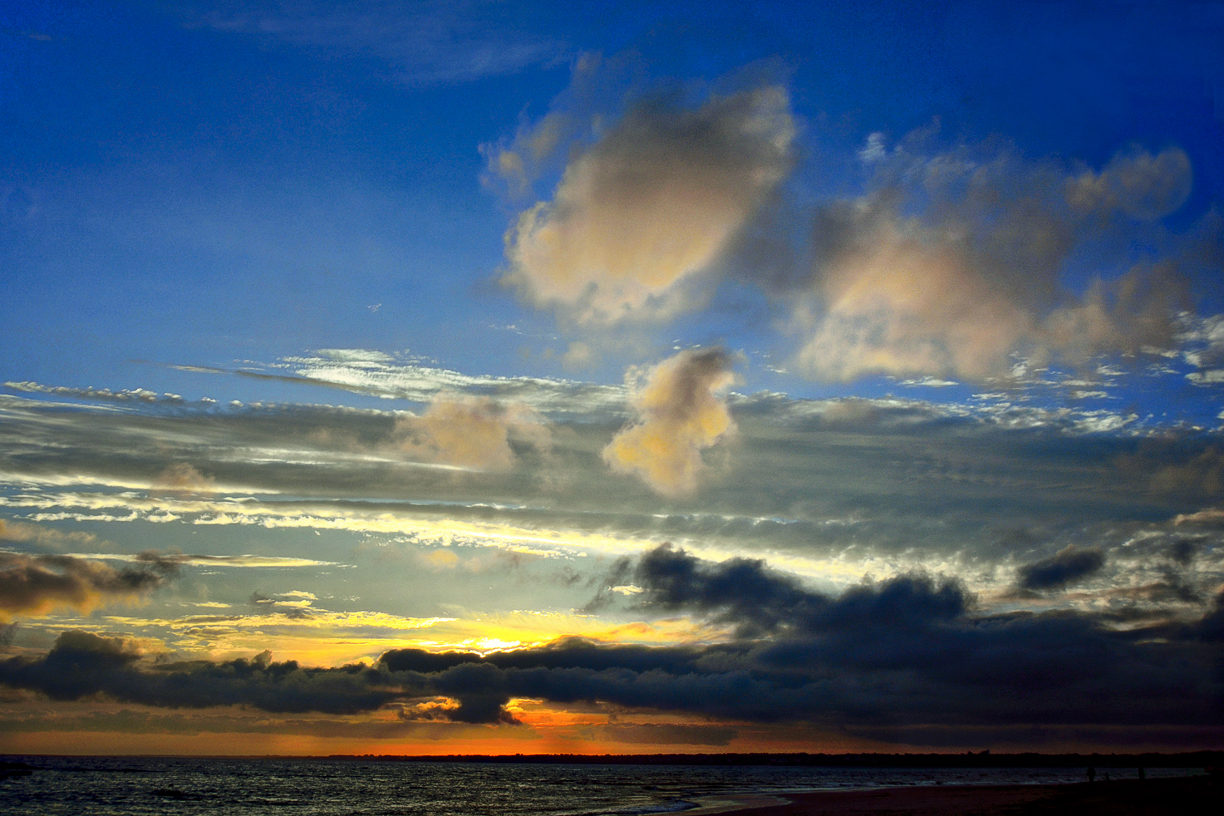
[684,775,1216,815]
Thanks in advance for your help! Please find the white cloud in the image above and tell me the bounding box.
[787,142,1192,383]
[503,85,795,324]
[174,0,563,85]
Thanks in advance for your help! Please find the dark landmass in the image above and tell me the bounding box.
[323,750,1224,768]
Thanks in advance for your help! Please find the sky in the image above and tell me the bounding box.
[1,0,1223,756]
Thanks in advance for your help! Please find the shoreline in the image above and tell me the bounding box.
[679,775,1217,815]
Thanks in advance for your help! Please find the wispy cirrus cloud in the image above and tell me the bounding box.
[171,0,567,85]
[4,362,1224,621]
[0,518,98,550]
[66,553,343,569]
[187,349,628,416]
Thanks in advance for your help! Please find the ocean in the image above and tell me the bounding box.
[0,756,1194,815]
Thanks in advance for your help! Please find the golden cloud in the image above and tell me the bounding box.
[790,144,1190,382]
[602,348,737,496]
[393,395,552,471]
[504,86,795,323]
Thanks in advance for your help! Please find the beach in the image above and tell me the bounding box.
[685,774,1216,815]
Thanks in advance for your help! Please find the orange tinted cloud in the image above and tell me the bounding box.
[1066,146,1192,220]
[791,144,1190,382]
[393,395,551,471]
[602,348,737,495]
[504,86,794,324]
[149,463,216,498]
[0,518,98,549]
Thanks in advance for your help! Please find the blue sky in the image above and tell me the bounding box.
[1,1,1223,755]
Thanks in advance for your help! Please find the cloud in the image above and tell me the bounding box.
[0,552,180,621]
[1067,147,1193,221]
[1197,589,1224,642]
[0,631,399,714]
[4,381,187,405]
[1016,545,1107,591]
[392,395,552,471]
[602,349,737,495]
[0,25,52,43]
[173,0,563,85]
[149,463,216,498]
[1148,446,1224,497]
[226,350,627,416]
[3,542,1218,741]
[792,205,1041,381]
[613,543,824,636]
[3,364,1222,610]
[609,543,968,638]
[560,341,595,372]
[483,71,1211,385]
[78,553,341,569]
[0,519,97,549]
[502,85,795,324]
[780,141,1196,382]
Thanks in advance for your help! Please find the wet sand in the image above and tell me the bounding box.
[685,774,1216,815]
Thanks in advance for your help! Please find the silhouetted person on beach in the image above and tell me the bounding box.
[1087,766,1096,783]
[1138,767,1145,781]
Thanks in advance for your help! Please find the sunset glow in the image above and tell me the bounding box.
[2,1,1223,758]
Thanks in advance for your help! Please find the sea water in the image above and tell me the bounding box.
[0,756,1195,815]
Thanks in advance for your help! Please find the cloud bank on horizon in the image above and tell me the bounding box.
[2,0,1224,755]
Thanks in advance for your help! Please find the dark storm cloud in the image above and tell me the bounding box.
[2,547,1219,742]
[1169,538,1200,565]
[0,631,401,714]
[1194,589,1224,643]
[620,543,824,635]
[593,543,968,639]
[379,648,483,674]
[0,551,180,620]
[1017,545,1107,591]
